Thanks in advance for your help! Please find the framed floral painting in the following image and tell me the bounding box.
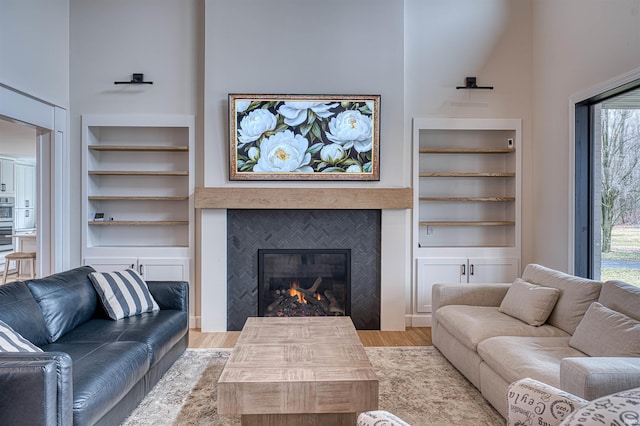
[229,94,380,180]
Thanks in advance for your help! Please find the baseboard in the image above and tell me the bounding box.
[407,313,431,327]
[190,315,201,329]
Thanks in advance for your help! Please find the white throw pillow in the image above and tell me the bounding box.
[499,278,560,326]
[89,269,160,320]
[569,302,640,357]
[0,319,43,352]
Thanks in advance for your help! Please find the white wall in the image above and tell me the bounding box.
[531,0,640,271]
[404,0,533,315]
[204,0,405,188]
[20,0,639,324]
[202,0,408,330]
[69,0,198,265]
[0,0,70,108]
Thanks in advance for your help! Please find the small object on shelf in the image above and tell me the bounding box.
[114,73,153,85]
[456,76,493,90]
[94,213,105,222]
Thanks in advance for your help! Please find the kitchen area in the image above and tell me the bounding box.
[0,118,37,282]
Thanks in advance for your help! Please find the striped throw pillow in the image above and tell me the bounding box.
[89,269,160,320]
[0,320,43,352]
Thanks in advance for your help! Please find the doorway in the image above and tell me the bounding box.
[0,117,37,280]
[574,82,640,286]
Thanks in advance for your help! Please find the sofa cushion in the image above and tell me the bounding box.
[56,310,188,366]
[0,281,49,346]
[477,336,586,388]
[0,319,42,352]
[499,278,560,326]
[569,302,640,357]
[25,266,98,342]
[598,280,640,321]
[435,305,570,351]
[89,269,160,320]
[42,341,150,426]
[522,264,602,334]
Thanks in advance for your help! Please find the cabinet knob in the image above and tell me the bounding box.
[461,264,466,276]
[470,264,474,276]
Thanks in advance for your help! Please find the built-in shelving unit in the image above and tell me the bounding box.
[81,114,194,282]
[412,118,522,322]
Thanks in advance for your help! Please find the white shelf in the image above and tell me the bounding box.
[81,114,194,253]
[413,118,521,250]
[412,118,522,318]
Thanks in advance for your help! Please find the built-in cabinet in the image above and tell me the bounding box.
[415,257,519,313]
[81,114,194,282]
[0,158,15,194]
[15,163,36,230]
[84,257,189,281]
[413,118,521,319]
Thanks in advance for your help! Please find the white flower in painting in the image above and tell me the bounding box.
[326,110,373,153]
[277,102,338,126]
[253,130,312,173]
[238,109,277,144]
[345,164,362,173]
[248,147,260,161]
[320,144,345,165]
[235,100,251,113]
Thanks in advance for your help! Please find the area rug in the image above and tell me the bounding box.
[122,347,505,426]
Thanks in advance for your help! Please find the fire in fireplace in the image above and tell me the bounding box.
[258,249,351,318]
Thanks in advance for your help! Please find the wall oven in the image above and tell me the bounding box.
[0,197,14,251]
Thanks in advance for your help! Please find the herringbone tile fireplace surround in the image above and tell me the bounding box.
[227,209,381,330]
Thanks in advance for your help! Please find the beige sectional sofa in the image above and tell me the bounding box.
[432,263,640,418]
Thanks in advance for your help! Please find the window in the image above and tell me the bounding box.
[575,82,640,286]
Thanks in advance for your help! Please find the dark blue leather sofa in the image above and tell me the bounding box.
[0,265,189,426]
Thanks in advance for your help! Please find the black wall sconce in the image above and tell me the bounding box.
[114,73,153,85]
[456,77,493,90]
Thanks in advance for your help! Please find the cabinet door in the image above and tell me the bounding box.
[416,258,465,313]
[138,257,189,281]
[84,257,137,272]
[14,208,35,231]
[0,159,15,194]
[468,257,519,283]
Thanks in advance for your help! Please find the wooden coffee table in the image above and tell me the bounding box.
[217,316,378,426]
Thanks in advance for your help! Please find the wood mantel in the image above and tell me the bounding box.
[195,187,412,209]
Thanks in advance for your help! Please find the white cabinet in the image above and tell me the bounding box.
[15,163,36,209]
[0,158,15,194]
[84,257,190,282]
[15,208,35,230]
[412,118,522,321]
[14,163,36,231]
[416,257,518,313]
[81,114,195,285]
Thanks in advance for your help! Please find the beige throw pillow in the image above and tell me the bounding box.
[569,302,640,357]
[499,278,560,326]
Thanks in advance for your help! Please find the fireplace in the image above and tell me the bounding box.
[227,209,381,330]
[258,249,351,318]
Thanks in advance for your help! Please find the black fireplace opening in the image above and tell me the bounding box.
[258,249,351,318]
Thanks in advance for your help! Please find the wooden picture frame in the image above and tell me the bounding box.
[229,94,380,181]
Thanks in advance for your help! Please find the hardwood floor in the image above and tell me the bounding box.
[188,327,432,348]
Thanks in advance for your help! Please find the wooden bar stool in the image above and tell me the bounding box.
[2,252,36,284]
